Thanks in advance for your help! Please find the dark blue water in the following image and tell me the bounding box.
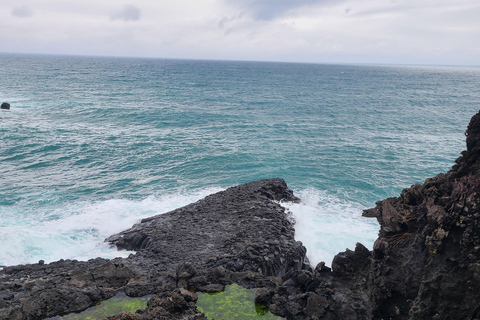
[1,53,479,266]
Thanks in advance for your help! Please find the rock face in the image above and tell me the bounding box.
[0,102,10,110]
[363,110,480,319]
[0,178,306,320]
[262,111,480,320]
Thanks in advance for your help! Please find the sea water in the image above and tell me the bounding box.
[1,53,479,267]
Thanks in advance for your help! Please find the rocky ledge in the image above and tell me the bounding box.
[2,112,480,320]
[0,178,307,320]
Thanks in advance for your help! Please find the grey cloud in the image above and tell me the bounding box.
[111,4,140,21]
[12,6,34,18]
[227,0,347,20]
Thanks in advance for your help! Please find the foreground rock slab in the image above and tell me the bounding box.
[0,178,306,320]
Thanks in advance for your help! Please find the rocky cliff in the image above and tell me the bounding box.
[263,111,480,320]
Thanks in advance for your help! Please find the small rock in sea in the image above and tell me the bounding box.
[1,102,10,110]
[38,260,45,265]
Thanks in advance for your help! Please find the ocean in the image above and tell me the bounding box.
[1,53,479,268]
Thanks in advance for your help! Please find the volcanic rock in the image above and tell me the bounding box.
[263,111,480,320]
[0,178,305,320]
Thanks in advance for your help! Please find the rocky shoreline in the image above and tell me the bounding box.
[0,178,307,320]
[2,112,480,319]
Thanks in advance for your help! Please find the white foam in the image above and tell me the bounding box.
[1,186,379,269]
[0,188,223,266]
[283,188,379,267]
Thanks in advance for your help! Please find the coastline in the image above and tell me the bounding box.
[2,112,480,319]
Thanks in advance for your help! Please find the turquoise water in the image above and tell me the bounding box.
[1,53,480,267]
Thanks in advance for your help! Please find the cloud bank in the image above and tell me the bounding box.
[0,0,478,66]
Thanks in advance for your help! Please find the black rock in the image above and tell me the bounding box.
[263,111,480,320]
[0,103,10,110]
[0,178,305,320]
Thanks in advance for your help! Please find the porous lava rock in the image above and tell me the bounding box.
[262,111,480,320]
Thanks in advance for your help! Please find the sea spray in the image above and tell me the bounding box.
[285,188,379,267]
[0,188,222,266]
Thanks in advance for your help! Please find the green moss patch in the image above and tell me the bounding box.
[46,292,149,320]
[196,284,282,319]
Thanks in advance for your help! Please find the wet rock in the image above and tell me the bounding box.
[0,103,9,110]
[0,178,304,320]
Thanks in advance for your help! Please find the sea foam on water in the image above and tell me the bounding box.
[0,188,222,266]
[285,188,379,267]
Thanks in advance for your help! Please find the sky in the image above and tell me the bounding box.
[0,0,479,65]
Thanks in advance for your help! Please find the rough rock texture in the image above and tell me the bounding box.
[362,110,480,319]
[263,111,480,320]
[0,178,306,320]
[108,178,305,278]
[0,258,133,320]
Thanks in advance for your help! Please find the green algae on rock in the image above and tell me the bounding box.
[46,292,149,320]
[196,284,282,320]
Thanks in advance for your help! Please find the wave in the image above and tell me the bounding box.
[0,187,223,266]
[283,188,379,267]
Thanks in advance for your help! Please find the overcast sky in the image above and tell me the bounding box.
[1,0,479,65]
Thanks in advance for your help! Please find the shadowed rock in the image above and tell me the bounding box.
[0,102,10,110]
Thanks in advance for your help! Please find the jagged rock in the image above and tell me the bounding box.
[262,111,480,320]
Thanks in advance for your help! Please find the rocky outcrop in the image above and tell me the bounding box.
[262,111,480,320]
[0,178,306,320]
[107,178,305,278]
[0,102,10,110]
[362,111,480,319]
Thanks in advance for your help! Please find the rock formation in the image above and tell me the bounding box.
[0,102,10,110]
[2,111,480,320]
[262,111,480,320]
[0,178,306,320]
